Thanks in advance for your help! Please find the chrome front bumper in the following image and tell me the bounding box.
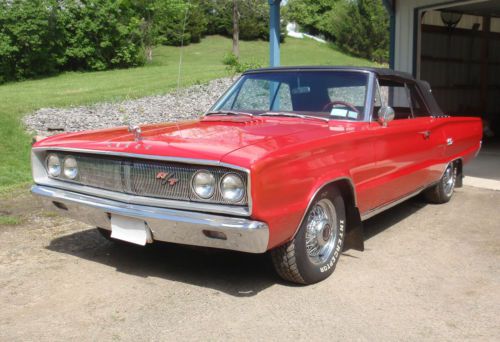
[31,185,269,253]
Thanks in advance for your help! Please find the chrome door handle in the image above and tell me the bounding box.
[418,130,431,139]
[446,137,454,146]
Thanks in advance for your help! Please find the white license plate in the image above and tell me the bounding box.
[110,215,152,246]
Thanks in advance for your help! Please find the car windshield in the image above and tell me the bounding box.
[211,70,370,121]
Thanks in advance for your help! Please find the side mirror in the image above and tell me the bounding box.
[378,106,395,127]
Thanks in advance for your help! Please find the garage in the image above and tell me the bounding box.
[389,0,500,135]
[387,0,500,182]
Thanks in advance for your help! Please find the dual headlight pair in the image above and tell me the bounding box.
[46,154,78,179]
[192,171,245,203]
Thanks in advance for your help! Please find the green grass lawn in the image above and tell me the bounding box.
[0,35,379,191]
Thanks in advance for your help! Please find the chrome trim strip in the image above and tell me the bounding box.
[32,147,250,172]
[32,148,252,217]
[475,141,482,158]
[361,158,464,221]
[208,76,244,113]
[364,72,376,122]
[360,188,424,221]
[37,179,250,216]
[32,185,269,253]
[292,176,357,239]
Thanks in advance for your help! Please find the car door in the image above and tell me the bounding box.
[367,78,438,210]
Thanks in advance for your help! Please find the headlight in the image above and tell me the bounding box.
[46,154,61,177]
[192,170,215,199]
[220,173,245,203]
[63,156,78,179]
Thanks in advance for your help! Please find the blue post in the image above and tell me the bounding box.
[269,0,281,67]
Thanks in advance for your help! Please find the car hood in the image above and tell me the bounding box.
[34,115,333,162]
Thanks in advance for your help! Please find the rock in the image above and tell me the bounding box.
[23,77,237,136]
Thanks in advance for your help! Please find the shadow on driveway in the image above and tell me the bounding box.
[46,196,428,296]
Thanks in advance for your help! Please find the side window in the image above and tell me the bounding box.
[407,84,430,117]
[378,79,412,120]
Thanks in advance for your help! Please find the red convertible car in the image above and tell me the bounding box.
[31,67,482,284]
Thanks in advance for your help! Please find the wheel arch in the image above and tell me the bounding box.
[292,177,364,251]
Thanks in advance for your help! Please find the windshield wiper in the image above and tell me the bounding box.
[205,110,254,117]
[259,112,329,122]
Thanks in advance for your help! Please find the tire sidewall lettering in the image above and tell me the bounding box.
[319,219,345,273]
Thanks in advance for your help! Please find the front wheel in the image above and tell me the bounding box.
[271,187,346,284]
[424,161,457,204]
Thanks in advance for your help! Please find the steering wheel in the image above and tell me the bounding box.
[322,100,360,115]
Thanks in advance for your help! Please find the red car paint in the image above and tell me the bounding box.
[33,114,482,250]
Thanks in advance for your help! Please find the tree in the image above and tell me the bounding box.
[286,0,338,39]
[285,0,389,63]
[232,0,239,57]
[328,0,389,63]
[0,0,63,82]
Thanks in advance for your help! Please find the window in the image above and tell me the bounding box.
[229,79,293,112]
[407,84,430,117]
[232,79,273,111]
[374,78,431,120]
[212,71,370,120]
[375,79,409,120]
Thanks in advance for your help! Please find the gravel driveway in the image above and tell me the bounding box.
[0,186,498,341]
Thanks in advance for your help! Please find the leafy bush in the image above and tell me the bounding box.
[0,0,285,83]
[222,52,239,66]
[0,0,147,83]
[222,52,262,74]
[60,0,145,71]
[0,0,63,81]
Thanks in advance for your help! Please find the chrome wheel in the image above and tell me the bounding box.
[442,163,456,197]
[305,198,338,265]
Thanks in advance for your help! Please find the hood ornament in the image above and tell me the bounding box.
[128,125,142,142]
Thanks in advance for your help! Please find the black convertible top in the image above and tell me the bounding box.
[244,66,444,115]
[245,66,414,79]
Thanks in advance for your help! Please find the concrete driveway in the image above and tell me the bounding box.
[0,186,498,341]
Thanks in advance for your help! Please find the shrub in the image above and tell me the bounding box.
[222,52,239,66]
[60,0,146,71]
[222,52,262,74]
[0,0,147,83]
[0,0,63,81]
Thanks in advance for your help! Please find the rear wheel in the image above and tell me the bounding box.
[271,187,346,284]
[424,161,457,204]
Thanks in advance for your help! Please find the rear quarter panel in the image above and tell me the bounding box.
[439,116,482,165]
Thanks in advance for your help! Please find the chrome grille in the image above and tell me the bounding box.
[49,152,248,206]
